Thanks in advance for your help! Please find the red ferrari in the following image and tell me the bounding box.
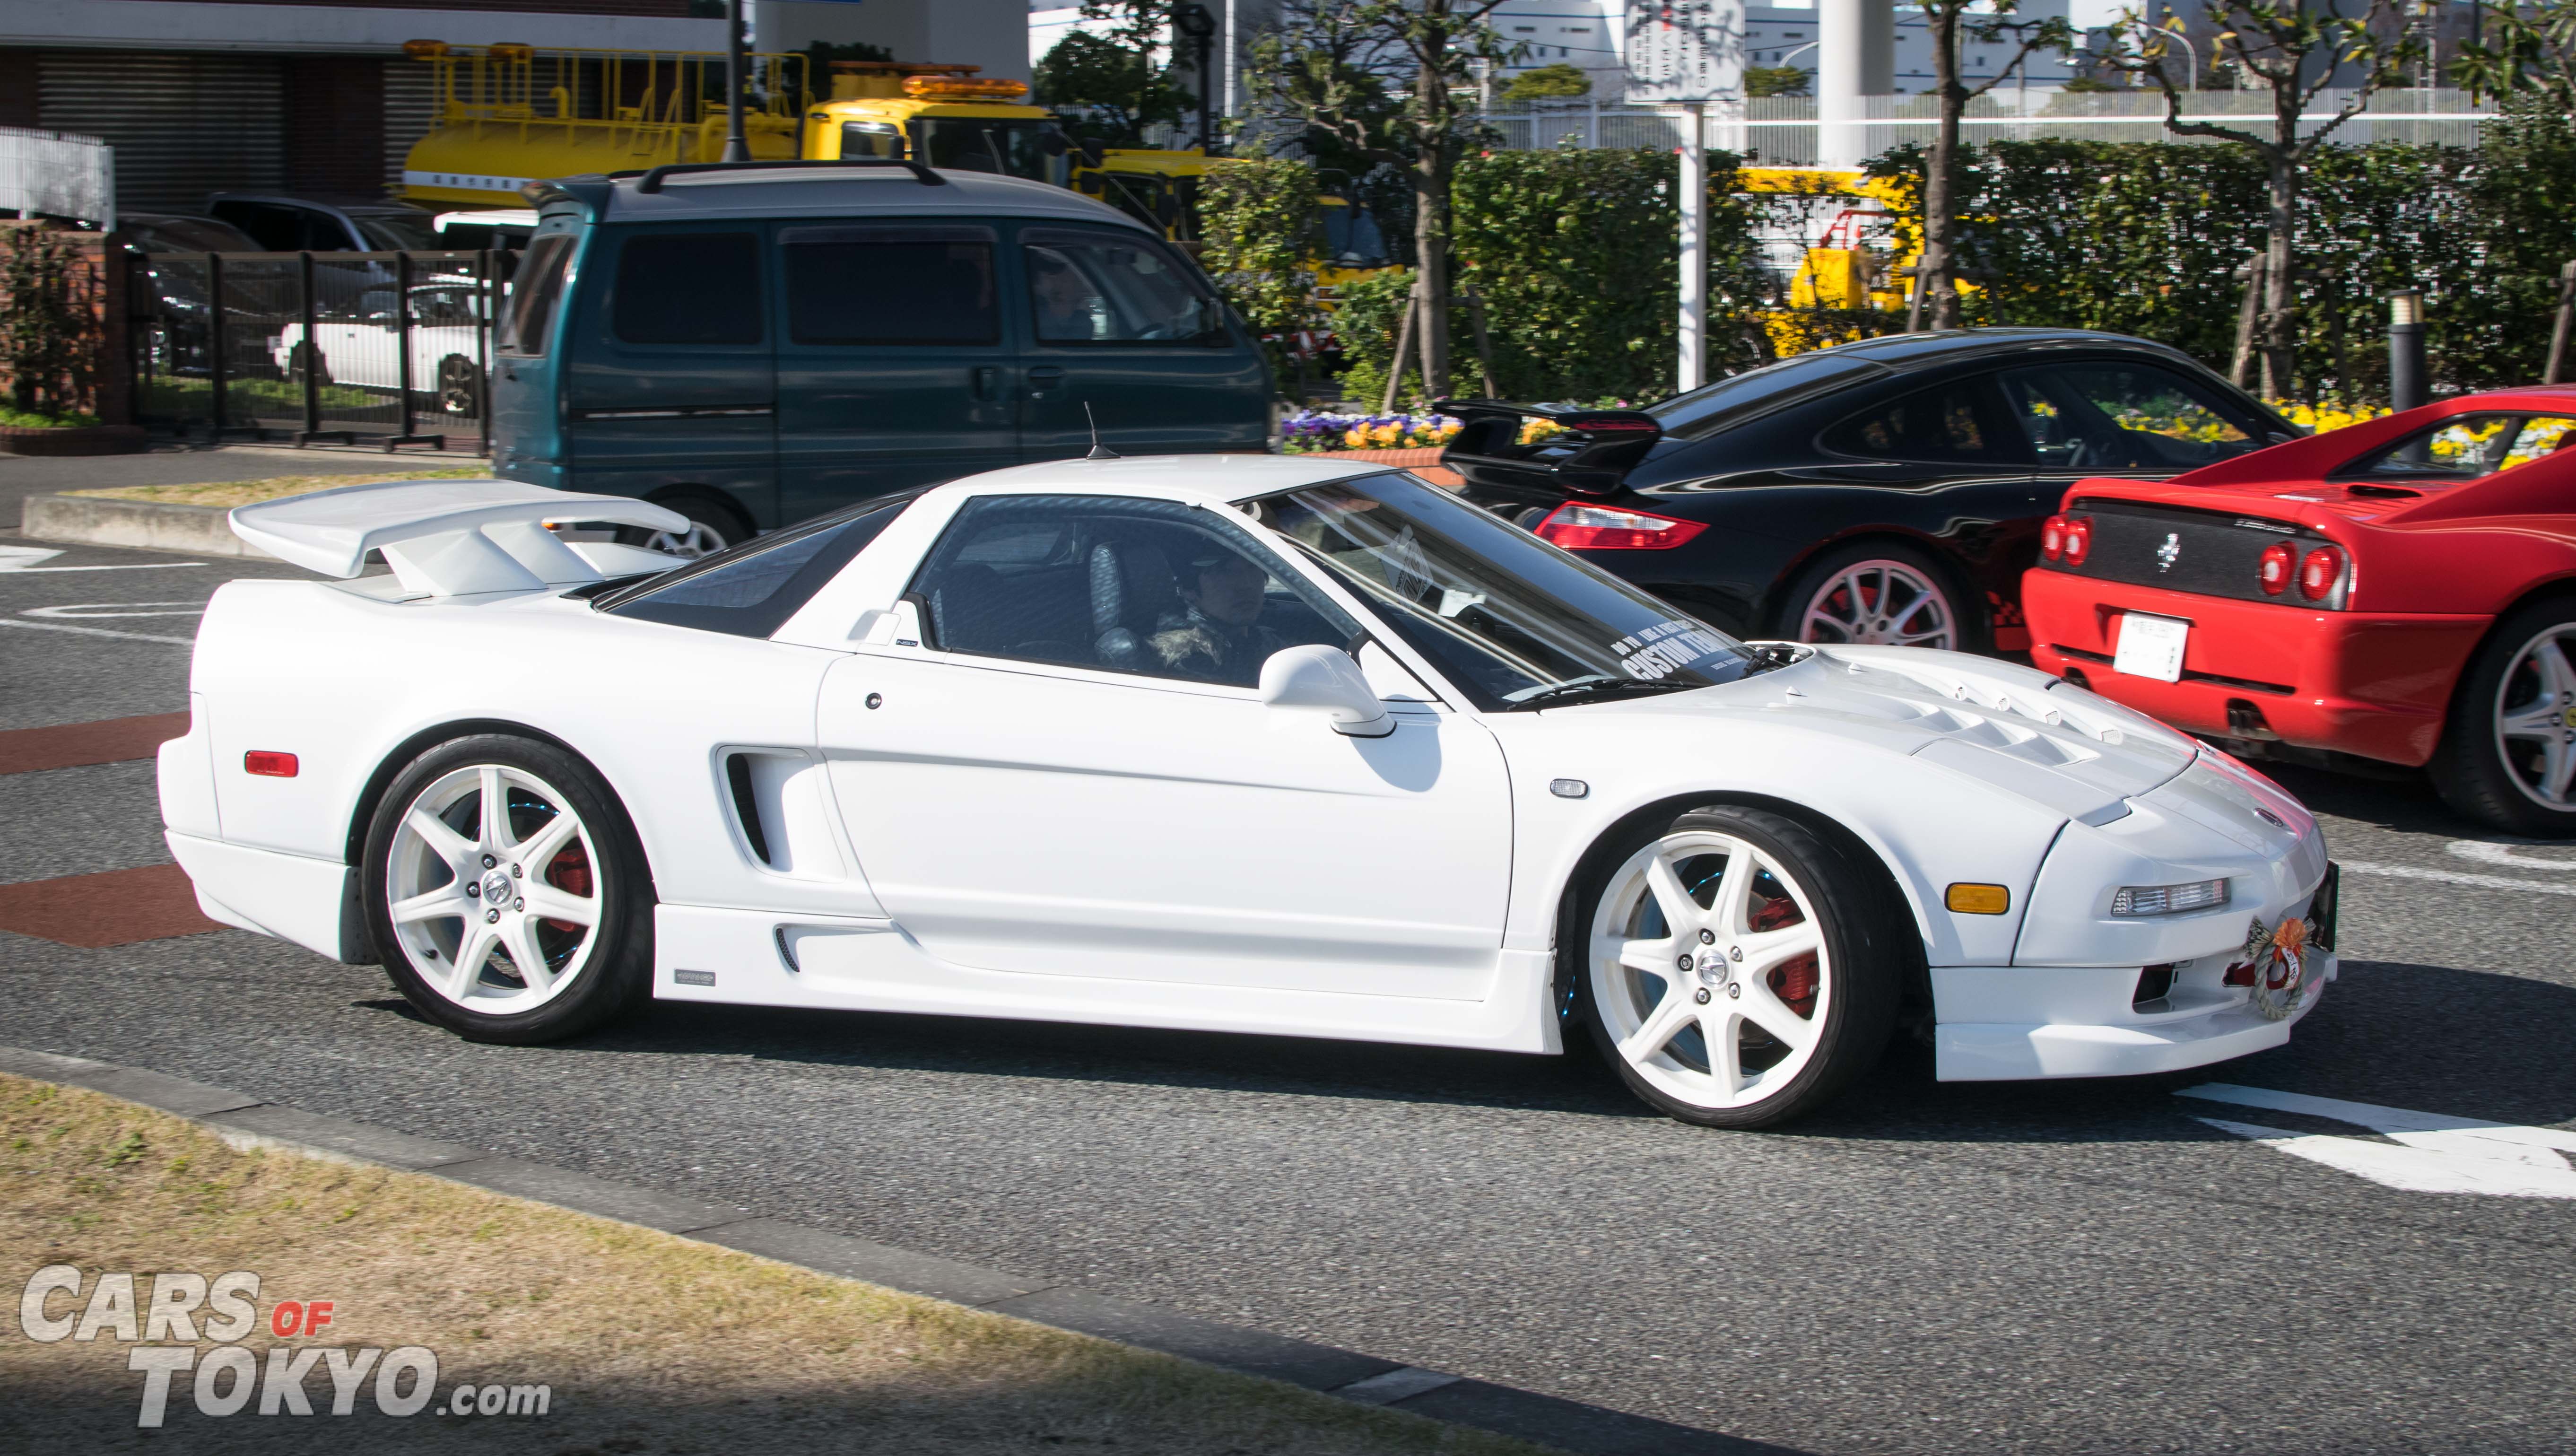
[2022,388,2576,833]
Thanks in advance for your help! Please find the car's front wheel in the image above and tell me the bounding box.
[1577,805,1904,1128]
[2433,598,2576,835]
[361,734,653,1043]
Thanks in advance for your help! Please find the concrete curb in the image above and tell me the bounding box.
[0,1042,1792,1456]
[20,493,271,559]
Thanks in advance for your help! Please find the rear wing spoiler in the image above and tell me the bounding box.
[230,479,690,597]
[1434,399,1663,497]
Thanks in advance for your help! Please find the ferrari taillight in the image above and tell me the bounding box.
[2062,515,2092,567]
[2258,541,2294,595]
[2041,514,2067,560]
[1534,502,1707,551]
[2298,545,2346,602]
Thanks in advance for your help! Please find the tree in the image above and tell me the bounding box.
[1036,30,1192,143]
[1907,0,2071,331]
[1501,62,1591,100]
[2106,0,2422,394]
[1248,0,1519,398]
[1744,65,1814,98]
[2454,0,2576,104]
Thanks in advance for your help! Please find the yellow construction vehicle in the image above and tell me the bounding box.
[399,45,1070,210]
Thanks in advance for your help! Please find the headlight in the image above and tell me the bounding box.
[2110,879,2230,917]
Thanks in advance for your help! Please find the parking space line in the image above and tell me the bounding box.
[2341,860,2576,898]
[0,713,191,776]
[0,864,224,948]
[0,619,194,645]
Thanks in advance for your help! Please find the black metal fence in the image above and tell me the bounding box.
[127,249,515,452]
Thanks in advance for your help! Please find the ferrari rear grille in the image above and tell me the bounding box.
[2043,500,2342,608]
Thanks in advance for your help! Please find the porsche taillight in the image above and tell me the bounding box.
[2258,541,2295,596]
[2298,545,2346,602]
[2061,515,2092,567]
[2041,514,2067,560]
[1534,502,1707,551]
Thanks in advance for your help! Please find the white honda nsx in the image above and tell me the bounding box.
[160,458,2337,1127]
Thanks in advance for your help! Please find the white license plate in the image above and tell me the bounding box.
[2113,612,2189,682]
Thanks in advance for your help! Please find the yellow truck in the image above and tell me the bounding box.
[399,44,1070,209]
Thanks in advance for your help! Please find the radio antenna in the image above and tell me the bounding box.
[1084,402,1119,460]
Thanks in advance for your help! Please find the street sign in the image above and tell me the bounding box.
[1624,0,1739,105]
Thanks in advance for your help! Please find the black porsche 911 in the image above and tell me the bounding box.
[1440,328,2297,655]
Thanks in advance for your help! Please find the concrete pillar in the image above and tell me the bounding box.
[1817,0,1892,168]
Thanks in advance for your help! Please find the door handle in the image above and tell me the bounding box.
[973,365,1001,400]
[1026,366,1065,394]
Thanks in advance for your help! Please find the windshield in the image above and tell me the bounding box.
[1251,472,1756,709]
[913,118,1068,185]
[1648,351,1889,441]
[352,211,444,251]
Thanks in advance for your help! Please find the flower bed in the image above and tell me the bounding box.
[1279,410,1464,454]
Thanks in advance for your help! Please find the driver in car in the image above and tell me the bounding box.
[1152,549,1291,687]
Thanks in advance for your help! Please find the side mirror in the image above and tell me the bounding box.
[1260,645,1393,737]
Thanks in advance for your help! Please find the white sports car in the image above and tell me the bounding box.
[160,457,2337,1127]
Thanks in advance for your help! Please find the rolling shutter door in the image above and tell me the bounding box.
[38,52,284,214]
[382,58,437,194]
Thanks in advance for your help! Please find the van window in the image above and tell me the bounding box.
[499,233,574,355]
[781,224,997,345]
[1022,228,1220,346]
[613,232,762,346]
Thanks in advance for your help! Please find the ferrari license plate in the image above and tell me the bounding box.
[2113,612,2189,682]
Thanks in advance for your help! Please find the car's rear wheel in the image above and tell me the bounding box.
[2433,599,2576,835]
[362,734,653,1043]
[615,494,747,559]
[1780,542,1974,652]
[435,354,480,415]
[1577,805,1904,1129]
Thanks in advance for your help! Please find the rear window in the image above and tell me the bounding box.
[613,232,762,346]
[782,224,998,346]
[1648,352,1889,441]
[599,496,914,638]
[2337,412,2576,480]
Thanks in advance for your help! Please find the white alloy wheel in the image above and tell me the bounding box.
[643,521,728,558]
[1589,828,1832,1112]
[1798,558,1958,649]
[384,764,604,1016]
[2493,623,2576,811]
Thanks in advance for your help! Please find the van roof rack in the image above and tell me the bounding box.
[633,159,947,193]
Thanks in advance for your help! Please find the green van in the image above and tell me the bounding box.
[491,161,1273,552]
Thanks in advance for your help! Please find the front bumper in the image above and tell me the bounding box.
[2020,569,2487,767]
[1931,954,2333,1081]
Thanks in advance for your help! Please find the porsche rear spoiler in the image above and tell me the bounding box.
[1435,398,1663,497]
[231,479,690,597]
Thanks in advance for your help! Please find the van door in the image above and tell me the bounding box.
[1010,223,1269,460]
[770,221,1018,524]
[561,226,777,527]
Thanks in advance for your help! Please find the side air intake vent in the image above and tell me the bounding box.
[724,753,774,866]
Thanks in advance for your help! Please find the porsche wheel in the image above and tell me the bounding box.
[1578,806,1904,1129]
[2433,599,2576,836]
[1781,543,1973,652]
[362,734,653,1043]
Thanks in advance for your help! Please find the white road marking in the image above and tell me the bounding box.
[0,541,207,574]
[2180,1083,2576,1198]
[0,618,194,645]
[0,546,62,569]
[21,602,204,619]
[2339,860,2576,898]
[2446,838,2576,871]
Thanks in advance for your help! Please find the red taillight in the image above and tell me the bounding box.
[2258,541,2295,595]
[1534,502,1708,551]
[244,750,298,778]
[2041,514,2067,560]
[2062,515,2092,566]
[2298,545,2345,601]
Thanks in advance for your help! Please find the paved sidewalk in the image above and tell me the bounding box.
[0,443,486,530]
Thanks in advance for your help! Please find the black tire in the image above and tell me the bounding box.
[2431,596,2576,835]
[1775,540,1983,654]
[286,340,331,389]
[614,493,750,559]
[361,734,654,1044]
[435,354,480,416]
[1573,804,1907,1129]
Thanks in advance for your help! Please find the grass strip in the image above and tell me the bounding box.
[0,1074,1551,1455]
[66,470,490,509]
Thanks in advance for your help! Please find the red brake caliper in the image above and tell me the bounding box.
[1751,896,1819,1018]
[542,838,592,934]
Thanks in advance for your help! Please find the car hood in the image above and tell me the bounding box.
[1593,644,2205,825]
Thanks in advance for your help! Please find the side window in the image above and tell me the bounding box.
[781,225,997,345]
[611,232,762,346]
[840,122,904,160]
[2339,413,2576,480]
[907,495,1357,688]
[212,201,297,252]
[601,497,913,638]
[1823,378,2029,466]
[1022,228,1220,346]
[499,232,574,356]
[2001,362,2264,471]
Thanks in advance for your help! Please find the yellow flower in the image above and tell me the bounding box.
[1343,427,1368,449]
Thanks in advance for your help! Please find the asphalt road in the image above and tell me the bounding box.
[5,533,2574,1456]
[0,442,482,529]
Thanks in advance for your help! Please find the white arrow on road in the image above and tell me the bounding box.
[2179,1083,2576,1198]
[0,545,203,573]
